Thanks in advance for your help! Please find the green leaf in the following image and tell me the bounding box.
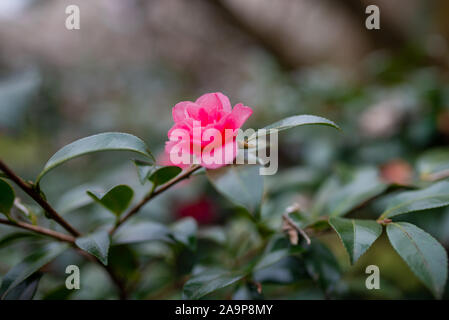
[206,165,263,216]
[170,217,198,250]
[304,241,341,293]
[133,161,182,187]
[149,166,182,187]
[36,132,154,184]
[329,217,382,265]
[417,148,449,181]
[133,159,154,184]
[253,249,290,272]
[0,178,15,216]
[87,185,134,217]
[2,272,42,300]
[183,267,245,300]
[0,233,42,249]
[387,222,448,298]
[325,167,387,217]
[112,221,171,245]
[248,114,339,141]
[75,231,110,265]
[380,180,449,219]
[0,243,68,299]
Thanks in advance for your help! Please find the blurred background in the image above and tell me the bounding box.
[1,0,449,299]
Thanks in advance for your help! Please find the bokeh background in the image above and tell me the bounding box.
[1,0,449,299]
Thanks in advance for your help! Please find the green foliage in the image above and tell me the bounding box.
[206,165,263,216]
[183,267,245,300]
[2,107,449,301]
[0,178,15,217]
[0,243,68,299]
[87,185,134,217]
[380,180,449,219]
[36,132,154,184]
[134,161,182,187]
[387,222,448,298]
[329,217,382,265]
[75,231,111,265]
[303,241,341,294]
[248,115,340,141]
[320,167,387,217]
[148,166,182,187]
[112,221,171,245]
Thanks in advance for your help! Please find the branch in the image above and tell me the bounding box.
[0,218,75,243]
[0,159,130,298]
[0,159,80,237]
[206,0,297,71]
[109,165,202,235]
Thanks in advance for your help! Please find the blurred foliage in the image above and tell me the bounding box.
[1,0,449,300]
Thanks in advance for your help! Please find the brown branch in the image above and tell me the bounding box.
[0,159,80,237]
[0,218,75,243]
[109,165,202,235]
[206,0,297,71]
[0,159,132,298]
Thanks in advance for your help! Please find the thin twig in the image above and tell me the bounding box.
[0,218,75,243]
[0,159,80,237]
[282,213,311,245]
[109,164,202,235]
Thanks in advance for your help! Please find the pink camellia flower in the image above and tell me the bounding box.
[165,92,253,169]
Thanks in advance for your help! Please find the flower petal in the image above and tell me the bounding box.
[172,101,198,123]
[225,103,253,130]
[196,92,232,113]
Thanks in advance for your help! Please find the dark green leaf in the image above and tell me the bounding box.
[149,166,182,187]
[254,249,290,272]
[0,178,15,216]
[323,168,387,217]
[248,115,339,141]
[0,243,68,299]
[2,272,42,300]
[183,267,245,300]
[75,231,110,265]
[206,165,263,215]
[87,185,134,217]
[304,241,341,294]
[387,222,448,298]
[0,233,42,249]
[380,180,449,219]
[329,217,382,265]
[112,221,171,245]
[36,132,154,184]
